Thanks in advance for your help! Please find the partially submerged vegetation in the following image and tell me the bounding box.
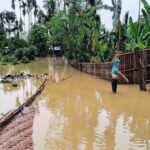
[0,79,17,87]
[0,72,48,87]
[0,0,150,64]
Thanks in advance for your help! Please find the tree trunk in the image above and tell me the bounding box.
[24,15,26,32]
[137,0,141,37]
[28,8,32,31]
[19,0,22,37]
[30,9,32,28]
[28,11,30,31]
[117,20,121,51]
[135,48,146,91]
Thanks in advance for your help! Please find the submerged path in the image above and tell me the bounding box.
[0,107,35,150]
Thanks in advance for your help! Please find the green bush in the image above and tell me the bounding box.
[28,24,49,57]
[23,46,37,60]
[21,56,30,63]
[14,48,24,60]
[8,35,28,52]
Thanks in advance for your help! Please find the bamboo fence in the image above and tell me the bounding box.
[70,49,150,84]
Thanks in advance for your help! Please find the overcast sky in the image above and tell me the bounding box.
[0,0,149,30]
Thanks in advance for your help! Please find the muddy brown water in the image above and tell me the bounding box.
[0,57,150,150]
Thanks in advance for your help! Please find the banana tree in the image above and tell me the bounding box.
[66,3,102,61]
[141,0,150,24]
[125,0,150,51]
[141,0,150,47]
[43,0,56,21]
[128,16,150,49]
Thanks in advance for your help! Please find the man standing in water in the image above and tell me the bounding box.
[111,53,129,93]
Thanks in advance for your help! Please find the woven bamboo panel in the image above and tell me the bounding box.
[70,49,150,84]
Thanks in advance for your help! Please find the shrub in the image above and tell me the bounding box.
[28,24,49,57]
[21,56,30,63]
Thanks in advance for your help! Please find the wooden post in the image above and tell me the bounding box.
[134,48,146,91]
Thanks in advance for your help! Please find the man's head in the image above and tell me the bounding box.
[115,52,120,58]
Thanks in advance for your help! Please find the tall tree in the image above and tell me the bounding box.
[25,0,38,30]
[11,0,16,10]
[21,1,27,32]
[11,0,24,36]
[2,11,17,37]
[43,0,56,22]
[33,1,38,23]
[102,0,122,50]
[128,16,150,49]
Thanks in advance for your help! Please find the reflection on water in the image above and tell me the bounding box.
[1,58,150,150]
[32,58,150,150]
[0,58,52,114]
[0,79,39,114]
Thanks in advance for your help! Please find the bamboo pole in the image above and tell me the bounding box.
[0,78,48,128]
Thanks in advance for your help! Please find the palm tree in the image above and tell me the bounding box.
[11,0,24,36]
[25,0,38,30]
[0,12,5,30]
[0,12,6,47]
[2,11,17,37]
[11,0,22,21]
[37,9,46,23]
[87,0,96,6]
[102,0,122,27]
[43,0,56,22]
[11,0,16,10]
[102,0,122,50]
[33,4,38,23]
[21,1,27,32]
[26,0,32,30]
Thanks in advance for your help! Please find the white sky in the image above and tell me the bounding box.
[0,0,149,30]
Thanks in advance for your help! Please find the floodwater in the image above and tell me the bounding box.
[0,58,150,150]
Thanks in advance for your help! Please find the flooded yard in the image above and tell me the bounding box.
[0,57,150,150]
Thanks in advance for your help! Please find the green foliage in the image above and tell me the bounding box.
[8,36,28,52]
[0,29,6,49]
[0,55,18,64]
[47,14,65,45]
[20,56,30,63]
[14,47,36,61]
[0,34,36,64]
[129,17,137,40]
[125,43,134,52]
[28,24,49,57]
[141,0,150,15]
[1,0,150,63]
[127,16,150,50]
[97,42,112,62]
[43,0,56,21]
[0,79,11,83]
[46,1,102,62]
[0,79,18,87]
